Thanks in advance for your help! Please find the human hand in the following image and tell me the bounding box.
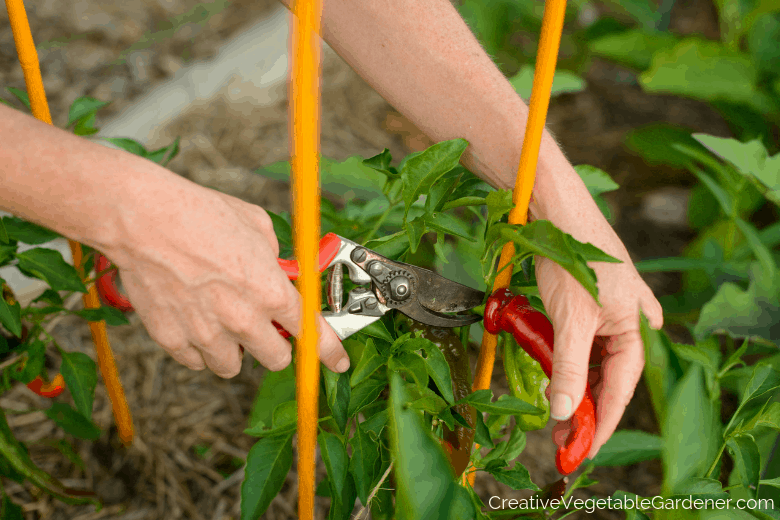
[535,235,663,459]
[106,179,350,378]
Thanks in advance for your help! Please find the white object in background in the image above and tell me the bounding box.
[97,5,291,142]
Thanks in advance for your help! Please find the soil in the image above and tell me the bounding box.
[0,0,735,518]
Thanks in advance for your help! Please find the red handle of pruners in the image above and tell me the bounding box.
[484,289,596,476]
[96,233,343,340]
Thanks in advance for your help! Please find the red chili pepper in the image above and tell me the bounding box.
[484,288,596,475]
[95,254,134,312]
[26,373,66,398]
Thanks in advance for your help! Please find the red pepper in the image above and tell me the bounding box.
[95,254,134,312]
[26,373,66,398]
[484,288,596,475]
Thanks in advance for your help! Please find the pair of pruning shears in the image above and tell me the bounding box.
[96,233,594,476]
[274,233,485,340]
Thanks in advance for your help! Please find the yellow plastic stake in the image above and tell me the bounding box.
[468,0,568,487]
[290,0,323,518]
[5,0,134,445]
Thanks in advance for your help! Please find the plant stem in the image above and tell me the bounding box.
[705,442,727,479]
[362,201,397,244]
[354,461,394,520]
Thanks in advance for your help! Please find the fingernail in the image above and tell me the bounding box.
[551,394,572,420]
[335,356,350,373]
[588,445,600,460]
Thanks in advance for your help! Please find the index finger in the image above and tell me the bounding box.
[588,330,645,459]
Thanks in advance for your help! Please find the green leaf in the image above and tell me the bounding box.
[748,11,780,76]
[319,432,348,501]
[690,167,735,218]
[507,65,586,100]
[267,211,293,258]
[146,138,181,166]
[60,352,97,421]
[390,352,429,391]
[462,392,544,416]
[745,402,780,432]
[248,363,295,431]
[424,213,475,241]
[401,139,469,218]
[357,320,395,344]
[425,168,462,214]
[662,365,720,495]
[388,373,456,520]
[574,165,619,221]
[6,87,31,110]
[1,217,60,245]
[361,409,388,439]
[406,216,426,254]
[0,409,98,505]
[323,367,350,434]
[761,476,780,488]
[272,401,297,429]
[0,219,8,244]
[486,221,620,303]
[13,340,46,384]
[15,248,87,293]
[365,232,409,259]
[350,423,380,506]
[258,155,387,200]
[727,435,762,497]
[350,338,386,387]
[693,134,780,207]
[667,477,729,501]
[625,124,710,168]
[103,138,147,157]
[591,430,663,466]
[44,403,101,440]
[240,434,293,520]
[694,263,780,345]
[363,148,395,178]
[73,307,131,326]
[485,189,514,229]
[639,39,776,113]
[589,29,679,70]
[735,218,778,277]
[0,277,22,337]
[32,289,64,306]
[473,411,494,448]
[486,463,540,491]
[0,495,23,520]
[73,114,99,136]
[348,378,386,416]
[417,341,455,405]
[739,364,780,408]
[67,97,110,127]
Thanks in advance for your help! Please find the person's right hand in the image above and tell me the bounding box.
[105,176,350,378]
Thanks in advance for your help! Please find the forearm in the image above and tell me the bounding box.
[0,104,188,258]
[279,0,622,255]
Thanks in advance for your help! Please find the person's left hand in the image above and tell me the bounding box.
[534,234,663,459]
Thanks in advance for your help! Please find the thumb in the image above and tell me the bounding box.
[548,318,597,421]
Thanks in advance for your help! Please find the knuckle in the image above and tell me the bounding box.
[220,307,254,337]
[215,364,241,379]
[552,358,584,384]
[268,350,292,372]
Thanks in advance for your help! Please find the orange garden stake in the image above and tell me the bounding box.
[5,0,134,445]
[468,0,568,486]
[289,0,323,518]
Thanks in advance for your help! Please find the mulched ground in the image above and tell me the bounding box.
[0,0,733,518]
